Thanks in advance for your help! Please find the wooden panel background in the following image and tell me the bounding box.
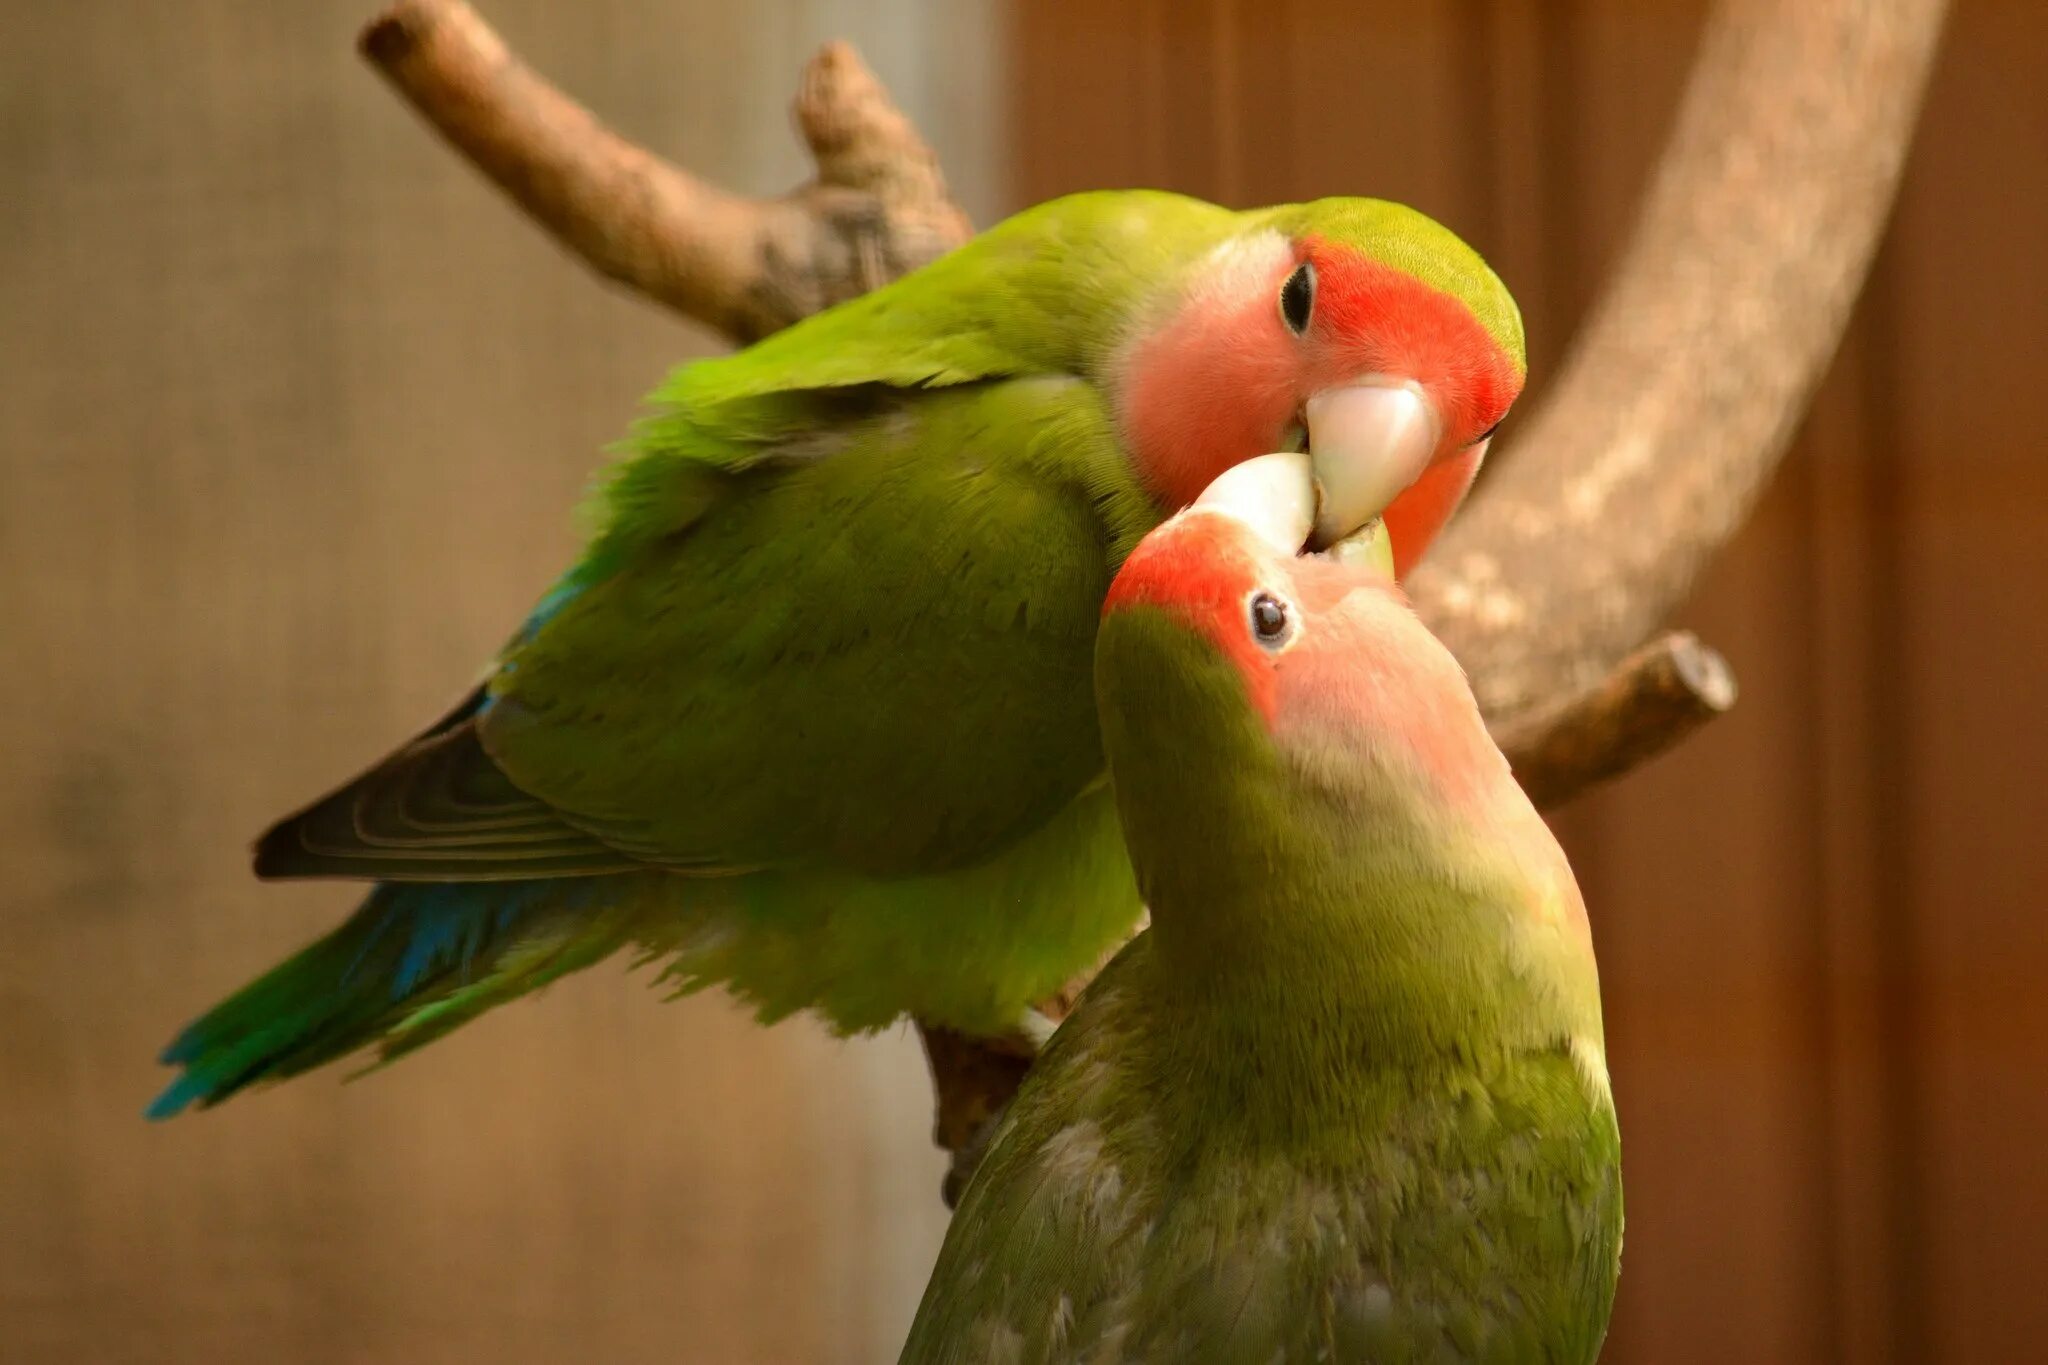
[1015,2,2047,1363]
[0,4,998,1362]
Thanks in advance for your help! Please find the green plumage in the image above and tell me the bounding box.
[153,190,1522,1114]
[898,527,1619,1363]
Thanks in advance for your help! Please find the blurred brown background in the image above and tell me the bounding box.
[2,2,2043,1363]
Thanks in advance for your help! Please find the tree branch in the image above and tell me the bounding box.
[1495,631,1738,810]
[360,0,971,343]
[1407,0,1949,721]
[918,1026,1034,1208]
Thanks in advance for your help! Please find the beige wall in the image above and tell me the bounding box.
[0,4,1006,1362]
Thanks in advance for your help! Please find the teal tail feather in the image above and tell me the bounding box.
[148,876,654,1119]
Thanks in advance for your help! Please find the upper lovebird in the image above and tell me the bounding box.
[898,455,1620,1365]
[150,190,1524,1117]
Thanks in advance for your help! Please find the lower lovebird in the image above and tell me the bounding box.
[151,190,1524,1116]
[898,454,1620,1364]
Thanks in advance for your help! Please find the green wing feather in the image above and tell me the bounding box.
[478,193,1243,874]
[265,190,1238,885]
[486,376,1149,876]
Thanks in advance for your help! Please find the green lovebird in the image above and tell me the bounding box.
[150,190,1524,1117]
[899,455,1620,1365]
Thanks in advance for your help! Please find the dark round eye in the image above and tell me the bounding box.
[1249,591,1291,646]
[1279,261,1315,335]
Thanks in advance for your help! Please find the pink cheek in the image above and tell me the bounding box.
[1122,320,1311,509]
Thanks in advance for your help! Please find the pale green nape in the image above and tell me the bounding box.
[1255,198,1526,373]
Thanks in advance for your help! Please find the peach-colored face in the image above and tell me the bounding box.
[1102,508,1498,804]
[1116,232,1523,578]
[1102,496,1595,952]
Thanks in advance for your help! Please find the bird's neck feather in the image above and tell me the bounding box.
[1124,701,1600,1113]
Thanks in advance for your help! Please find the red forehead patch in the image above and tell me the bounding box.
[1103,513,1281,722]
[1302,238,1523,441]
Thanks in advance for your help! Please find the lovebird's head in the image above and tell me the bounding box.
[1097,454,1589,1055]
[1096,452,1505,854]
[1095,453,1599,1048]
[1115,199,1523,579]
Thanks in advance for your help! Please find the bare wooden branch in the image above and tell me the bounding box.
[359,1,971,343]
[1495,631,1738,810]
[1408,0,1949,719]
[919,916,1144,1207]
[918,1025,1034,1208]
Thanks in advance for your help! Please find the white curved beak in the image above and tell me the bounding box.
[1303,378,1442,548]
[1192,451,1316,555]
[1190,450,1397,580]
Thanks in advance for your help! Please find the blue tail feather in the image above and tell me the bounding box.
[148,877,638,1119]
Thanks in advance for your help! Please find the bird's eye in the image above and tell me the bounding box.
[1249,591,1292,647]
[1279,261,1315,336]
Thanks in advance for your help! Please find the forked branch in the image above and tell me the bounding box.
[360,0,971,343]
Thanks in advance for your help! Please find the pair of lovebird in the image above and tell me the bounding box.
[154,190,1621,1362]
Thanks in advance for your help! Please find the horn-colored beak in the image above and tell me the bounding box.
[1188,451,1397,582]
[1191,451,1317,555]
[1303,378,1442,549]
